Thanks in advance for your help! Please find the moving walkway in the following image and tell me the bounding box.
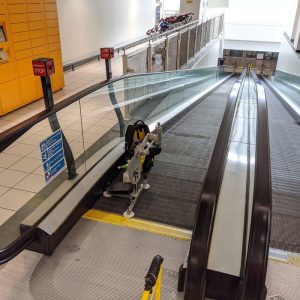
[0,67,273,299]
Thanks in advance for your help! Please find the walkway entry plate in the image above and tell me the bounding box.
[267,296,287,300]
[40,129,66,183]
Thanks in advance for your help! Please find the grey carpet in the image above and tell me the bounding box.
[94,79,235,229]
[264,83,300,253]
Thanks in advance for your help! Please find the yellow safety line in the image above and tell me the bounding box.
[83,209,192,241]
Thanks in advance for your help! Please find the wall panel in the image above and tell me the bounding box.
[57,0,156,64]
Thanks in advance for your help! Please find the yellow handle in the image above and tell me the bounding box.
[140,267,162,300]
[141,291,150,300]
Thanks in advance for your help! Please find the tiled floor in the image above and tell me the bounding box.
[0,57,123,226]
[0,56,123,133]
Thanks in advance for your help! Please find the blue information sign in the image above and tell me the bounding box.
[40,129,66,183]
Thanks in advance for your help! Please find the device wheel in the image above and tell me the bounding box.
[123,210,135,218]
[103,190,112,198]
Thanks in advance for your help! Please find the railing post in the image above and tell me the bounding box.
[203,21,207,47]
[147,41,152,73]
[122,49,128,75]
[100,48,114,80]
[194,25,198,57]
[165,37,170,71]
[177,33,181,70]
[32,58,77,180]
[186,28,191,63]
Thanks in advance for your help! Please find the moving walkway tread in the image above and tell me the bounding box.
[93,78,236,230]
[264,83,300,253]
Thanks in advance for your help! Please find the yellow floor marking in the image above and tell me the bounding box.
[83,209,192,241]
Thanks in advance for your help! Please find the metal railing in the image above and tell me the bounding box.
[63,15,224,74]
[123,15,224,75]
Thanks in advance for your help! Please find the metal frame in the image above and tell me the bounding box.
[122,15,224,75]
[63,20,199,72]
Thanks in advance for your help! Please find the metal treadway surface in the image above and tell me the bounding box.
[264,83,300,253]
[94,78,236,229]
[0,219,188,300]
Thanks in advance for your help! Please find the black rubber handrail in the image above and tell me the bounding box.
[183,68,247,300]
[239,70,272,300]
[0,228,36,265]
[0,66,223,152]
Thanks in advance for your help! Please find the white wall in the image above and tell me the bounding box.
[276,36,300,76]
[292,0,300,40]
[207,0,229,8]
[224,40,281,52]
[164,0,180,11]
[224,0,298,43]
[57,0,156,64]
[180,0,201,20]
[113,0,156,46]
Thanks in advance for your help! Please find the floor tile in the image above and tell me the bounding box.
[74,131,105,144]
[83,124,107,135]
[0,189,35,211]
[14,174,46,193]
[65,122,85,132]
[69,140,85,153]
[0,208,15,226]
[32,165,44,176]
[0,186,9,197]
[0,153,22,168]
[0,112,28,122]
[0,119,13,130]
[4,143,36,156]
[9,157,41,173]
[20,134,45,146]
[25,149,41,159]
[0,170,28,188]
[63,130,81,141]
[36,126,53,136]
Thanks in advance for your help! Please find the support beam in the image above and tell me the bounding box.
[180,0,202,20]
[292,0,300,42]
[292,0,300,52]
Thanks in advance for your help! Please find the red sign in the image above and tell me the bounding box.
[32,58,55,77]
[100,48,114,59]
